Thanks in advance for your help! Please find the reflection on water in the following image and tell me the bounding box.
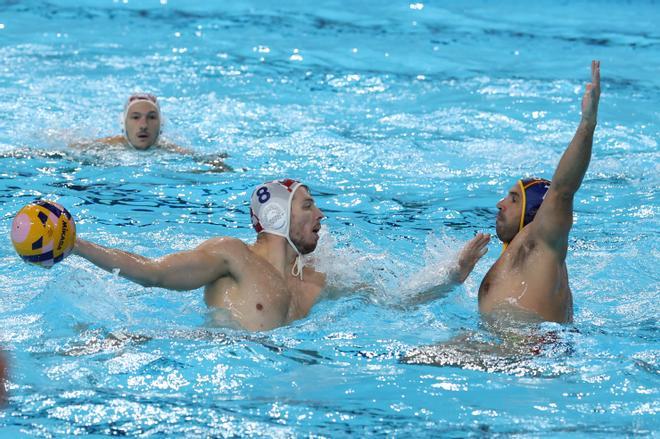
[403,322,576,377]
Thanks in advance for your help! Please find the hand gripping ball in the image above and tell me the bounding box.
[11,200,76,268]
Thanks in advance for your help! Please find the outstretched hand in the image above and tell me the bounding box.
[455,233,490,283]
[581,60,601,126]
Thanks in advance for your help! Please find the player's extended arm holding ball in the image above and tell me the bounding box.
[73,236,239,291]
[9,199,237,291]
[11,180,492,331]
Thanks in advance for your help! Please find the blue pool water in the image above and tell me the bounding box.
[0,0,658,436]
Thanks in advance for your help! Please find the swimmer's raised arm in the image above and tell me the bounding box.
[401,233,490,305]
[454,233,491,283]
[532,60,601,256]
[74,237,243,291]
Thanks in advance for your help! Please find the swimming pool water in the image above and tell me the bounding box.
[0,0,658,436]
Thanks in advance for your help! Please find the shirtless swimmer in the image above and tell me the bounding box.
[73,179,489,331]
[479,60,601,323]
[71,93,189,153]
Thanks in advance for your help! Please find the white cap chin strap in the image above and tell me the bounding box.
[250,179,305,280]
[287,236,304,280]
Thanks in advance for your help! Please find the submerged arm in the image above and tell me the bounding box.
[158,141,233,172]
[158,139,195,155]
[74,237,240,290]
[534,61,601,253]
[69,135,126,149]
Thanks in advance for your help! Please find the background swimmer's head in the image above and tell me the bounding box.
[122,93,161,150]
[496,177,550,244]
[249,179,323,256]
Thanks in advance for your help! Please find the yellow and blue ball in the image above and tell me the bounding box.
[11,200,76,268]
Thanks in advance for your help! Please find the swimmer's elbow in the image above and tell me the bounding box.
[139,270,187,290]
[137,270,163,289]
[134,260,171,289]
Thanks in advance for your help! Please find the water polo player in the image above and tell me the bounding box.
[121,93,162,150]
[70,179,489,331]
[478,60,601,323]
[70,93,190,153]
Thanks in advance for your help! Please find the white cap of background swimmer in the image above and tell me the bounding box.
[121,92,162,148]
[250,179,305,279]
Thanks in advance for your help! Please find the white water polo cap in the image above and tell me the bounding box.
[122,93,161,148]
[250,179,305,278]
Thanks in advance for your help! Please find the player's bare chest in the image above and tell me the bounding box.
[478,256,508,300]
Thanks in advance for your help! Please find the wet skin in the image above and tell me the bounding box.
[203,187,326,330]
[478,60,601,323]
[74,187,325,331]
[478,183,573,323]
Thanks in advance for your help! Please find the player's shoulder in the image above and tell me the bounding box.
[303,266,326,287]
[197,237,248,254]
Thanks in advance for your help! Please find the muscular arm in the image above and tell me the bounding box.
[533,61,601,255]
[74,237,242,290]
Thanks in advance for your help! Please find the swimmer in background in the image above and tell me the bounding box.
[72,179,489,331]
[70,93,230,170]
[479,60,601,323]
[71,93,187,153]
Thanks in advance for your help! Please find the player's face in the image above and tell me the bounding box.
[124,101,160,150]
[289,187,324,255]
[496,184,523,243]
